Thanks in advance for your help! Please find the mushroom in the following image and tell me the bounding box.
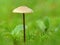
[12,6,33,43]
[13,6,33,13]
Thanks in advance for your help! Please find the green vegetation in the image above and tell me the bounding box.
[0,0,60,45]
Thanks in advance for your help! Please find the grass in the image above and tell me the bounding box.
[0,0,60,45]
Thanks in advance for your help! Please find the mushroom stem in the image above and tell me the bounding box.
[23,13,26,43]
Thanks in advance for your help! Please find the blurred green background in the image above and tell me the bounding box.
[0,0,60,45]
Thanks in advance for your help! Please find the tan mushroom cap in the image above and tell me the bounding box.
[13,6,33,13]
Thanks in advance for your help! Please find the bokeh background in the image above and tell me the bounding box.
[0,0,60,45]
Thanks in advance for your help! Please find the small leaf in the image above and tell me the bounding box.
[36,20,46,32]
[44,17,50,30]
[11,24,27,38]
[55,28,58,32]
[55,25,60,32]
